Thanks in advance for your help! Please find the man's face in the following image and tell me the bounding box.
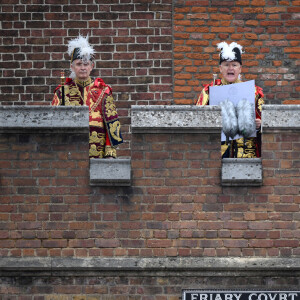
[219,61,242,83]
[71,59,94,81]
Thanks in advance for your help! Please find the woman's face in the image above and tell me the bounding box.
[219,61,242,83]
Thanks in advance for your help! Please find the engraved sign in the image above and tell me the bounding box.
[182,291,300,300]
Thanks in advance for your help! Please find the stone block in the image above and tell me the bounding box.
[222,158,262,186]
[262,105,300,132]
[89,158,131,186]
[0,106,89,133]
[131,105,222,133]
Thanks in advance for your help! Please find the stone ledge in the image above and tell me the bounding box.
[262,105,300,132]
[131,105,222,133]
[0,257,299,272]
[0,106,89,133]
[222,158,262,186]
[89,158,131,186]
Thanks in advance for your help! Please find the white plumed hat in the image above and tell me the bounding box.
[217,41,243,65]
[68,34,95,63]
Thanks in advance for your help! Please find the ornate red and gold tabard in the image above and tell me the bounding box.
[52,77,123,158]
[196,78,264,158]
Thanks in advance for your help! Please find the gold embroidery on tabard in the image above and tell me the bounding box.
[109,121,122,142]
[67,85,81,106]
[69,100,81,106]
[89,144,104,158]
[258,97,264,112]
[69,87,79,96]
[105,96,117,117]
[75,77,92,88]
[74,78,93,106]
[90,110,101,119]
[89,120,104,127]
[237,148,256,158]
[89,131,105,145]
[221,143,229,157]
[236,137,256,158]
[89,88,97,107]
[105,146,116,158]
[63,85,70,105]
[201,91,209,106]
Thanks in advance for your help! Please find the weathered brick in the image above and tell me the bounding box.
[0,0,299,278]
[244,7,264,13]
[15,240,41,248]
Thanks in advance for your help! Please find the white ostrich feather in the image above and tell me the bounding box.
[67,34,95,62]
[69,70,76,79]
[219,99,238,139]
[236,98,256,138]
[229,42,243,54]
[217,41,243,61]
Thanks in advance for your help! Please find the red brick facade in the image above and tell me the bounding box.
[0,0,173,158]
[0,105,299,297]
[0,1,173,106]
[1,119,299,257]
[174,0,300,104]
[0,1,300,298]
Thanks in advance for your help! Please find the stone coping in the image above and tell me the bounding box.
[262,105,300,132]
[131,104,300,134]
[0,106,89,133]
[131,105,222,133]
[0,257,299,272]
[1,105,298,134]
[222,158,262,186]
[89,158,131,186]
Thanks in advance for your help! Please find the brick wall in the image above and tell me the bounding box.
[0,0,172,106]
[2,1,299,109]
[0,130,89,257]
[174,0,300,104]
[1,1,300,157]
[0,0,173,157]
[1,1,300,297]
[1,117,299,258]
[0,105,300,297]
[0,103,300,300]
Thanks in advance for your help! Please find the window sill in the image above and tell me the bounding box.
[221,158,262,186]
[89,158,131,186]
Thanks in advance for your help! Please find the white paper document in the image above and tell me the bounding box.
[210,80,256,141]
